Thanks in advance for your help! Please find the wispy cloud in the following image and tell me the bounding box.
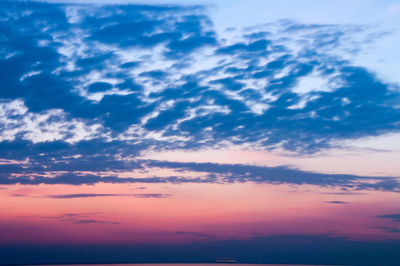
[373,226,400,233]
[171,231,216,240]
[147,160,400,192]
[36,213,119,225]
[44,193,172,198]
[325,201,349,204]
[153,230,217,241]
[3,159,400,193]
[376,214,400,223]
[13,193,172,199]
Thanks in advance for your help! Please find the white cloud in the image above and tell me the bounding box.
[0,100,103,143]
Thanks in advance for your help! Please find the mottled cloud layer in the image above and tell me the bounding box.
[0,1,399,190]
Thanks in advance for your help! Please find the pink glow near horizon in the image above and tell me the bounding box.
[1,181,400,245]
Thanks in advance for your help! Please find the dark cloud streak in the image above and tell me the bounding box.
[35,213,119,225]
[377,214,400,223]
[42,193,172,198]
[326,201,349,204]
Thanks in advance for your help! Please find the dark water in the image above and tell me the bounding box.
[38,263,332,266]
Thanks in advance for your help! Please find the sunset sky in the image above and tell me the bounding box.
[1,0,400,265]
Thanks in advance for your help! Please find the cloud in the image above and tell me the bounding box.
[373,226,400,234]
[325,201,348,204]
[134,193,172,198]
[1,155,400,193]
[172,231,215,238]
[40,193,171,198]
[0,1,399,156]
[147,160,400,192]
[68,219,119,225]
[1,172,171,185]
[320,191,366,195]
[0,1,399,193]
[152,231,216,241]
[37,213,119,225]
[376,214,400,223]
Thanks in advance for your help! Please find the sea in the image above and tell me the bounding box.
[35,263,337,266]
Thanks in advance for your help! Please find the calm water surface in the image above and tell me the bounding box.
[38,263,332,266]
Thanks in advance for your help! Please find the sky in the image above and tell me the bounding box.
[1,0,400,265]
